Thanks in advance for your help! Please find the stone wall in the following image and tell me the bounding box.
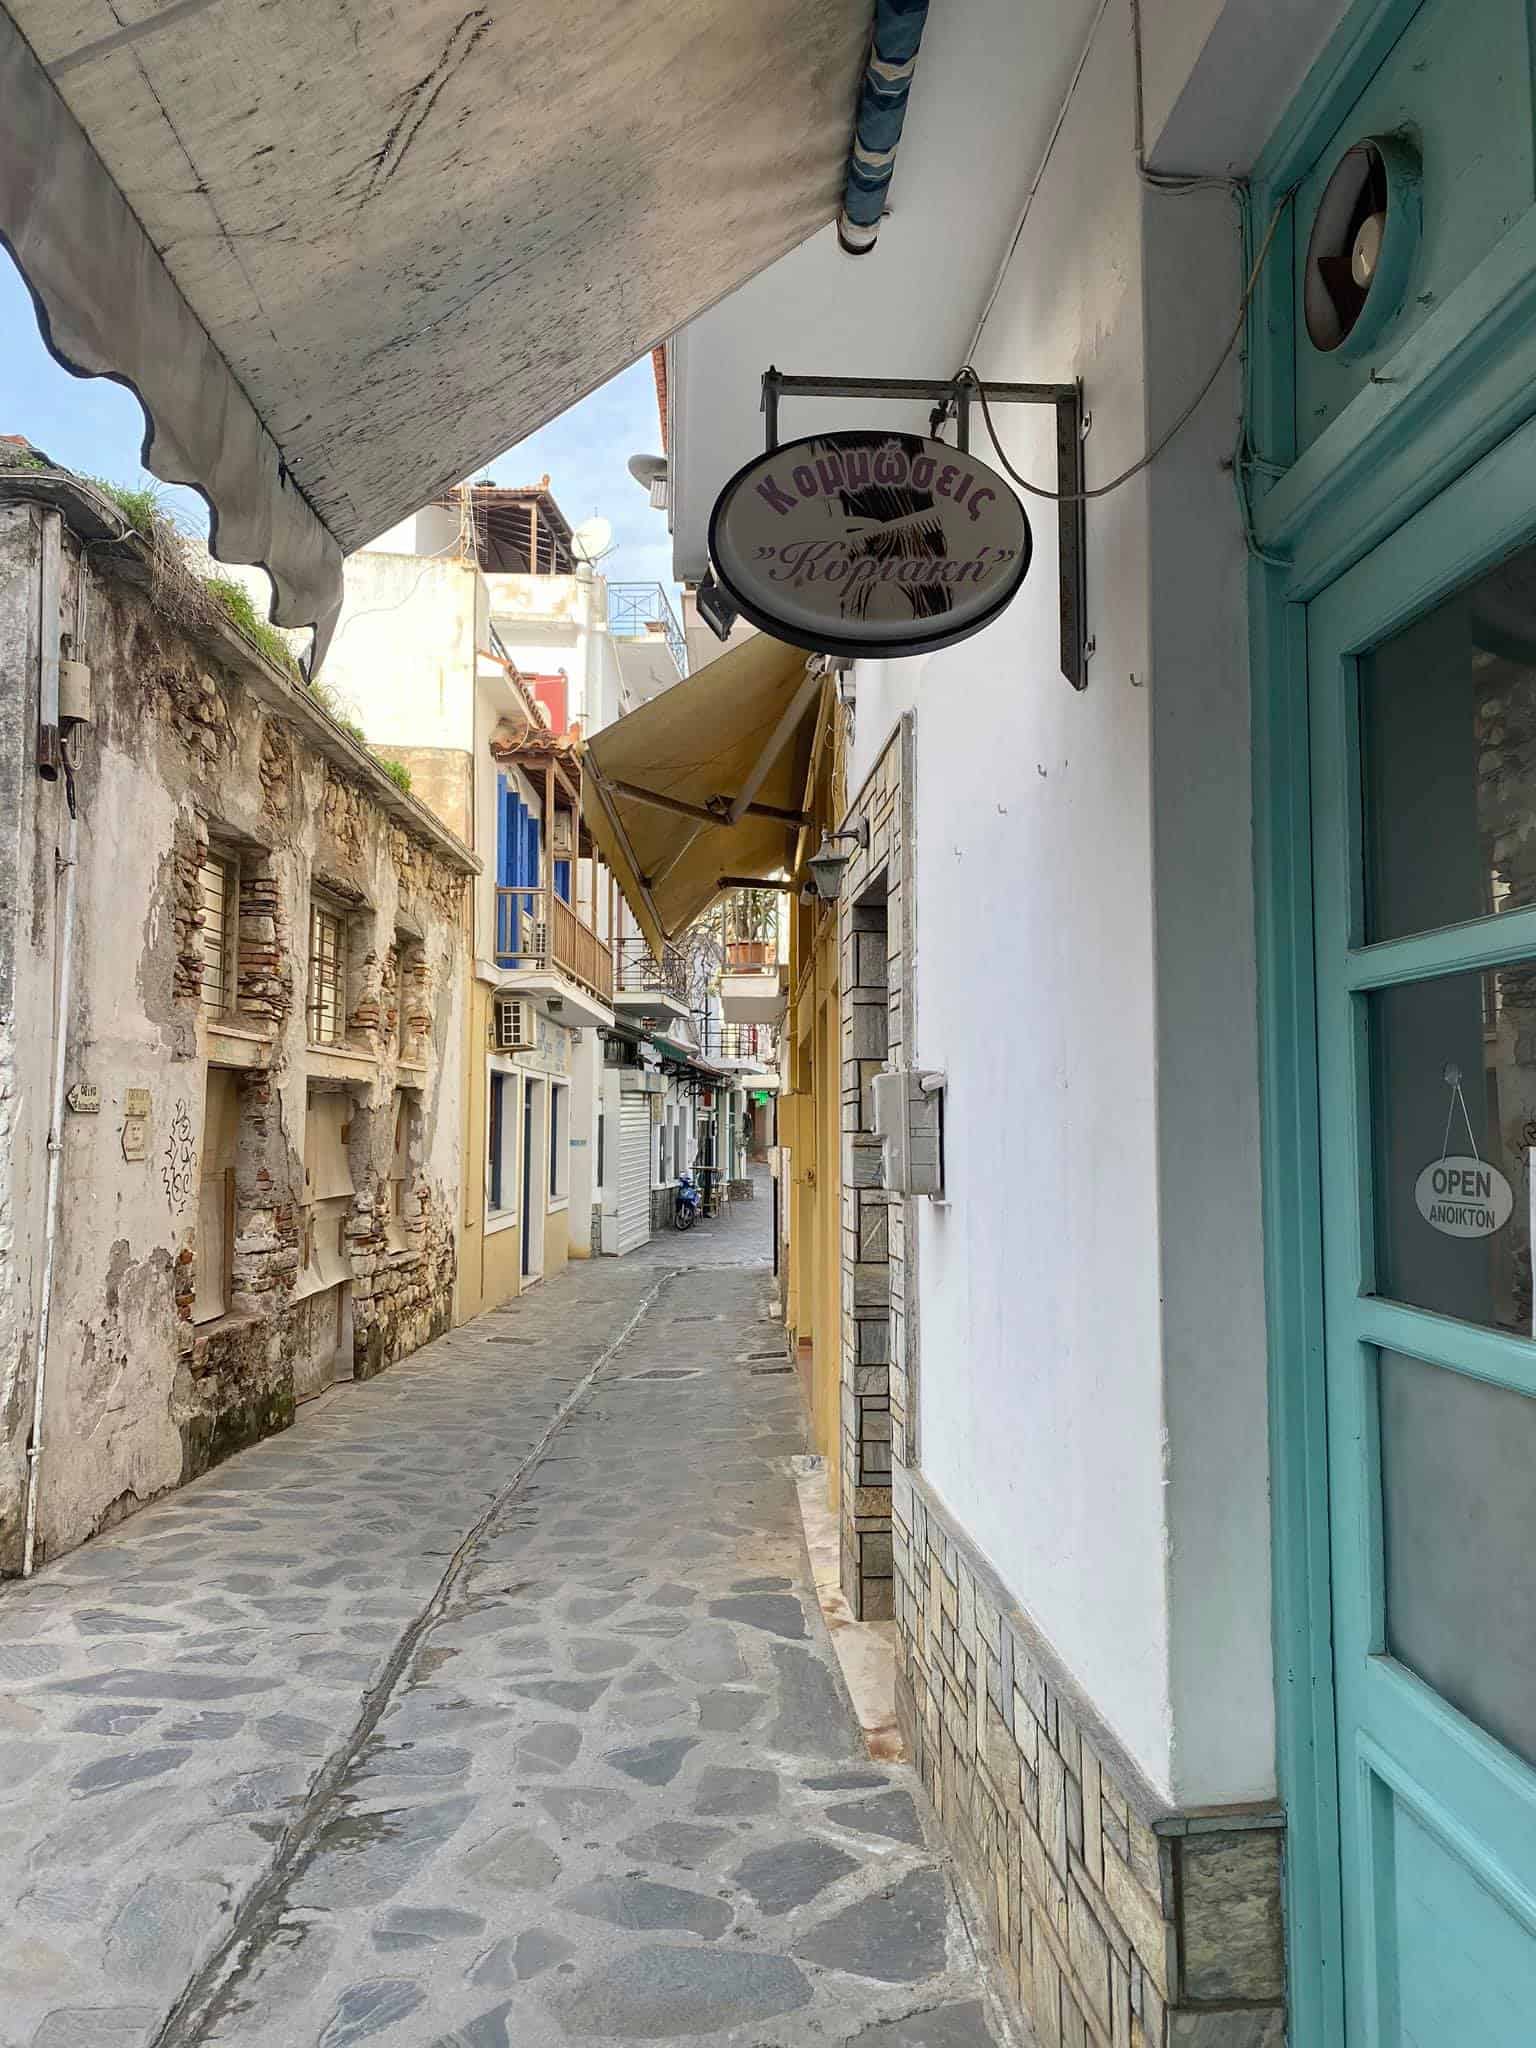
[837,718,914,1620]
[0,493,473,1570]
[895,1471,1286,2047]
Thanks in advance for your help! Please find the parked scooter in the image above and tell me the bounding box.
[674,1170,702,1232]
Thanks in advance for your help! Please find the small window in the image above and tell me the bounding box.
[300,1088,355,1295]
[385,1090,414,1253]
[198,852,237,1014]
[549,1080,570,1203]
[307,903,344,1045]
[596,1108,606,1188]
[396,930,418,1061]
[194,1068,240,1323]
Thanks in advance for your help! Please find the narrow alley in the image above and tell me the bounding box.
[1,1188,1006,2048]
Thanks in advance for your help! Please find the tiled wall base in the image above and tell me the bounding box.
[895,1470,1286,2048]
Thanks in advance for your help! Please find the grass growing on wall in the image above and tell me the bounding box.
[203,575,304,678]
[85,476,170,538]
[78,471,304,683]
[10,451,419,806]
[304,677,367,745]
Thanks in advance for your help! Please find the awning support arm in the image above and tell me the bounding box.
[759,368,1088,690]
[606,777,809,829]
[583,753,669,951]
[726,668,827,826]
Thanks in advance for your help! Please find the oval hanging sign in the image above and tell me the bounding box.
[1414,1155,1515,1238]
[707,431,1032,659]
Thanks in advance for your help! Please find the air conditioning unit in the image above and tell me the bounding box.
[550,813,574,857]
[620,1069,665,1096]
[491,996,535,1051]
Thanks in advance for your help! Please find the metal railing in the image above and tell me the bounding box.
[495,887,614,1004]
[692,1017,780,1064]
[607,581,688,678]
[614,936,688,1000]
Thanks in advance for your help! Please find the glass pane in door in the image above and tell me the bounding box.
[1369,963,1536,1332]
[1361,536,1536,942]
[1379,1346,1536,1769]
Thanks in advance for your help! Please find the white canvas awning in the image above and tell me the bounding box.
[0,1,871,658]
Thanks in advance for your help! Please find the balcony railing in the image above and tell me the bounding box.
[495,887,614,1005]
[614,936,688,1001]
[607,581,688,679]
[692,1018,780,1064]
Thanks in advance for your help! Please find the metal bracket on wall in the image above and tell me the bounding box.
[760,368,1089,691]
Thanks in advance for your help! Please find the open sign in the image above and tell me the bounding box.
[1413,1155,1515,1238]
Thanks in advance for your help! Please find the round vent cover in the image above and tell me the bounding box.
[1303,135,1421,358]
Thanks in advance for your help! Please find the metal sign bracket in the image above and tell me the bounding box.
[759,368,1088,690]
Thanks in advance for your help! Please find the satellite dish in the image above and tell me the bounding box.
[571,515,615,564]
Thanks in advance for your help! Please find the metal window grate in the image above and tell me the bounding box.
[198,854,235,1011]
[307,905,343,1044]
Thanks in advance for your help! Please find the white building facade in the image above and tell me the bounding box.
[660,0,1536,2040]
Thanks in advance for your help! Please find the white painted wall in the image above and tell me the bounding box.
[665,0,1106,580]
[834,1,1274,1805]
[322,551,482,746]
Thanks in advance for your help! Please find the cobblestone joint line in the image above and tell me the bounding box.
[149,1269,680,2048]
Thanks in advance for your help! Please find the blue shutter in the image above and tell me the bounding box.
[554,860,572,903]
[495,774,511,887]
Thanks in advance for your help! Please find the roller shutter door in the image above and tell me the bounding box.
[617,1094,652,1255]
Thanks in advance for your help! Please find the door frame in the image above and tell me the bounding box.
[1246,2,1536,2039]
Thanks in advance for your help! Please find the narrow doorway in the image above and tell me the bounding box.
[522,1077,547,1281]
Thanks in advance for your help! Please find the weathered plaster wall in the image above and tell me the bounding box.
[0,515,469,1569]
[320,549,483,742]
[0,508,47,1555]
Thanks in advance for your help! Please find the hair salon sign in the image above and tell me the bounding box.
[708,431,1032,659]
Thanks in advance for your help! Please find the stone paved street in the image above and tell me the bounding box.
[0,1187,1011,2048]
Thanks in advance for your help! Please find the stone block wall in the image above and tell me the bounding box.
[837,719,914,1620]
[895,1469,1286,2048]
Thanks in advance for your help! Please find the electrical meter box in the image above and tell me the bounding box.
[870,1066,944,1198]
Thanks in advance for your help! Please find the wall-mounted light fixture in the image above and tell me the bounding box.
[804,818,871,901]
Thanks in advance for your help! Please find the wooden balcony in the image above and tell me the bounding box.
[495,887,613,1006]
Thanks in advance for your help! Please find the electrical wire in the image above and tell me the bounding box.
[1129,0,1242,198]
[960,186,1291,505]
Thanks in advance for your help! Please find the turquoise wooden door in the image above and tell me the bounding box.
[1309,415,1536,2044]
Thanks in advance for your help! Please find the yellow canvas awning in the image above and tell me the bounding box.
[583,636,825,957]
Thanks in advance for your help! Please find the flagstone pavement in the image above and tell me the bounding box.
[0,1182,1015,2048]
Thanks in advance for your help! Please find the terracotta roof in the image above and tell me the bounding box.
[651,346,668,453]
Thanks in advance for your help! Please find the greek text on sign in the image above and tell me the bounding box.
[708,431,1032,660]
[1414,1155,1515,1238]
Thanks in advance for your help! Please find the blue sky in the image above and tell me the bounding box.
[0,248,674,595]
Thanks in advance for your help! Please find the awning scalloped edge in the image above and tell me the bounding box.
[0,8,344,664]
